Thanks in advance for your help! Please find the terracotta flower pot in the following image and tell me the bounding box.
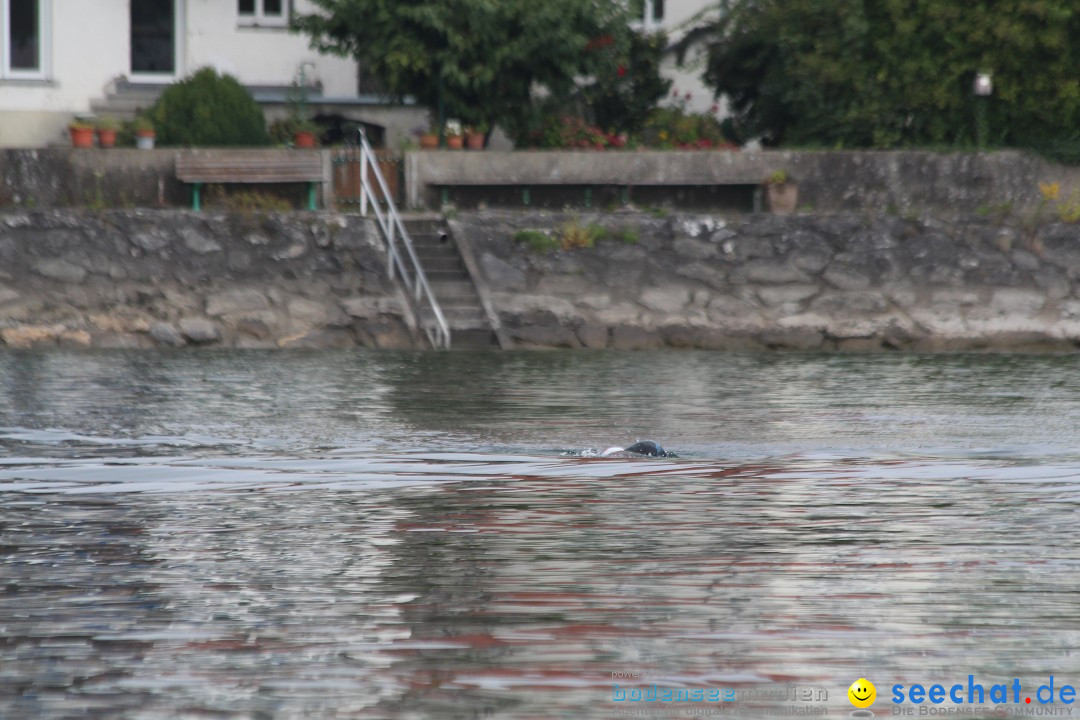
[446,135,464,150]
[69,126,94,148]
[294,130,317,148]
[419,133,439,149]
[96,129,117,148]
[765,182,799,215]
[465,132,485,150]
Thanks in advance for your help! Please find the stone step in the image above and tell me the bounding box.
[411,246,458,260]
[411,243,459,256]
[425,269,471,282]
[431,277,476,290]
[436,303,484,314]
[433,295,483,309]
[408,239,451,250]
[432,291,479,306]
[422,307,488,325]
[451,328,500,349]
[416,258,464,273]
[402,223,446,237]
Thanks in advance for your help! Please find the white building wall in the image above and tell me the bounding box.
[646,0,724,116]
[186,0,356,98]
[2,1,126,113]
[0,0,359,147]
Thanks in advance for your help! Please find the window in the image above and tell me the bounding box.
[630,0,664,22]
[2,0,50,79]
[629,0,664,29]
[131,0,176,75]
[238,0,286,27]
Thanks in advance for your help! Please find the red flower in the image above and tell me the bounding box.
[711,104,719,114]
[617,65,627,77]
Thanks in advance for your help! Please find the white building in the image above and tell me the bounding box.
[0,0,422,148]
[632,0,723,116]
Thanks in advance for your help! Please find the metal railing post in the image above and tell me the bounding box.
[359,146,368,217]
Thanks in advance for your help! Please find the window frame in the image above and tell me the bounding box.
[237,0,288,28]
[628,0,664,32]
[129,0,185,84]
[1,0,51,81]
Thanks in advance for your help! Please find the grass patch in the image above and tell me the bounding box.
[514,229,560,253]
[559,219,603,250]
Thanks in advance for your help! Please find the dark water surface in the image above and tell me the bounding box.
[2,350,1080,719]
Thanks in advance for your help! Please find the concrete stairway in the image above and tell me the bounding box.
[402,216,501,349]
[88,80,166,122]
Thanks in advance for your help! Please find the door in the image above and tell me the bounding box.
[130,0,180,79]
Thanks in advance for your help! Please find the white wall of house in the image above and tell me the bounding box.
[635,0,724,116]
[0,0,359,147]
[186,0,356,98]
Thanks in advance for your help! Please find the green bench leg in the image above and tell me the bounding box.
[192,182,202,211]
[307,182,317,211]
[584,187,592,208]
[523,187,530,206]
[441,187,449,207]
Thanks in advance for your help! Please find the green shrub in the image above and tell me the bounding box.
[150,67,270,147]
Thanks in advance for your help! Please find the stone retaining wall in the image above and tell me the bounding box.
[0,210,413,349]
[459,210,1080,351]
[5,208,1080,352]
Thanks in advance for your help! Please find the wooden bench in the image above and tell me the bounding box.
[176,149,324,211]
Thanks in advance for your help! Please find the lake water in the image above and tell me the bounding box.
[3,350,1080,719]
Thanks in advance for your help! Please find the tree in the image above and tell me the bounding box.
[694,0,1080,153]
[585,31,672,135]
[293,0,632,139]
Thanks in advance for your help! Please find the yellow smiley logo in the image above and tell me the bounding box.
[848,678,876,708]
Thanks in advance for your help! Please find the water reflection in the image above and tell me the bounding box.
[2,351,1080,718]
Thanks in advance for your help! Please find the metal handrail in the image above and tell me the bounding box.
[356,129,450,349]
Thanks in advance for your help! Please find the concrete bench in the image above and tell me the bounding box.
[406,151,771,210]
[433,178,764,209]
[176,149,324,211]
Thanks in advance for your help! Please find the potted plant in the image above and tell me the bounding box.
[69,119,95,148]
[445,119,463,150]
[133,116,156,150]
[96,116,119,148]
[418,125,439,149]
[292,119,320,148]
[465,122,488,150]
[764,170,798,215]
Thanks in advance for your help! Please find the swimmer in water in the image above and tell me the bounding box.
[600,440,668,457]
